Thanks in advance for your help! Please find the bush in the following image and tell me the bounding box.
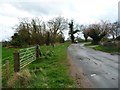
[102,41,119,48]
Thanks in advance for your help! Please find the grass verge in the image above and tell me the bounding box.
[93,45,120,53]
[26,42,76,88]
[84,42,120,53]
[2,42,77,88]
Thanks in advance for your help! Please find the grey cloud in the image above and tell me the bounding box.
[8,1,69,16]
[11,2,49,15]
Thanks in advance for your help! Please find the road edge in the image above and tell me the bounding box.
[67,51,94,88]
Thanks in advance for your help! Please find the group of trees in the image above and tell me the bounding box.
[10,16,120,47]
[81,21,120,44]
[11,17,68,47]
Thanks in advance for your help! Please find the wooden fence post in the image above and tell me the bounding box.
[14,50,20,72]
[36,45,40,60]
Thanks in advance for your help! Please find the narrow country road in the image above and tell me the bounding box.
[68,44,119,88]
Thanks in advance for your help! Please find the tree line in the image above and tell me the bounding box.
[8,17,120,47]
[81,20,120,44]
[11,17,68,47]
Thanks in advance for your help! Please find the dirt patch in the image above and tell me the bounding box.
[68,53,94,88]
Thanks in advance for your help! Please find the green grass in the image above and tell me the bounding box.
[2,47,14,62]
[83,42,120,53]
[93,45,120,53]
[2,47,16,87]
[26,42,76,88]
[80,42,91,45]
[2,42,77,88]
[2,47,14,58]
[84,42,93,46]
[2,47,20,64]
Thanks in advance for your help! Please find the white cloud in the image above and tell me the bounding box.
[0,0,119,41]
[0,3,35,41]
[0,25,15,41]
[0,3,35,18]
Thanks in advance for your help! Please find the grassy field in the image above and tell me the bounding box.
[2,47,15,64]
[84,42,120,53]
[2,42,77,88]
[2,47,15,87]
[2,47,14,59]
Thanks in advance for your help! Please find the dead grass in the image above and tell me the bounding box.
[7,69,32,88]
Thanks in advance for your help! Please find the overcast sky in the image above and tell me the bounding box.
[0,0,119,41]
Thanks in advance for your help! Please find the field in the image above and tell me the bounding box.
[2,42,77,88]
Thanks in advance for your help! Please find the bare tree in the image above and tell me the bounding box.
[109,22,120,39]
[47,16,68,44]
[83,21,110,44]
[83,29,89,42]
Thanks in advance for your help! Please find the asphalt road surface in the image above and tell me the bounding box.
[68,44,119,88]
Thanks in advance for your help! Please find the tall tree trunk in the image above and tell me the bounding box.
[46,32,50,46]
[84,34,88,42]
[69,20,74,43]
[112,35,115,40]
[71,34,75,43]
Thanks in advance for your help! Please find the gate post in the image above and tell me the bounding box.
[13,50,20,72]
[36,45,40,60]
